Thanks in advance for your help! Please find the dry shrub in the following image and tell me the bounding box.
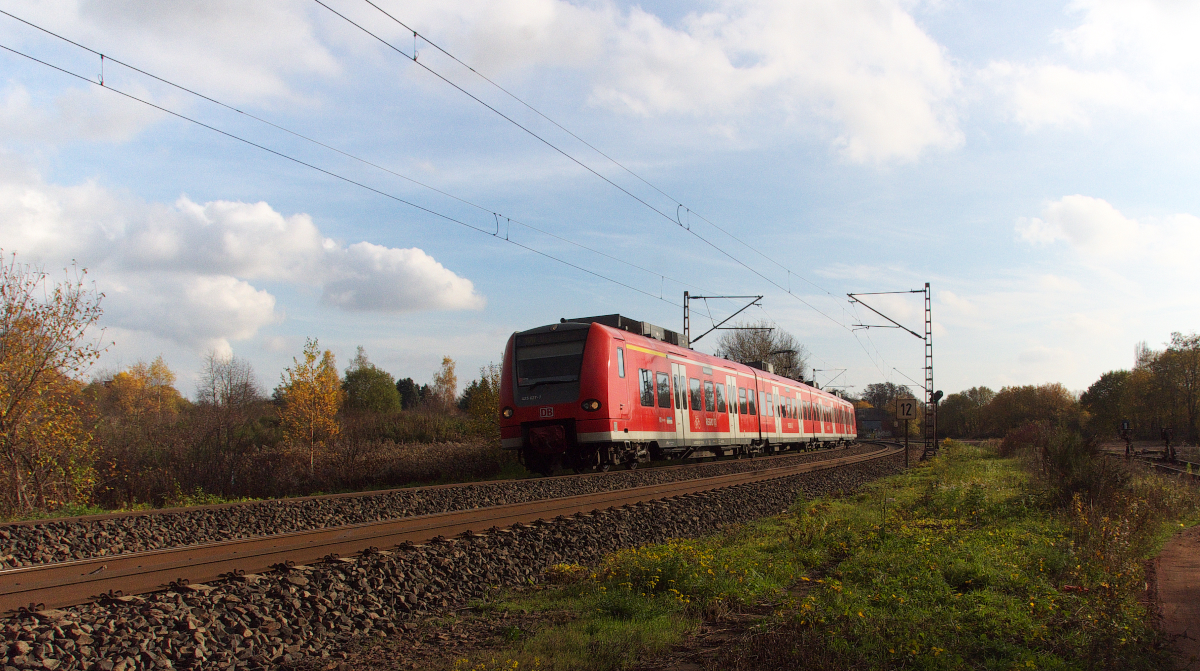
[338,410,488,446]
[998,420,1052,457]
[312,439,517,491]
[91,405,510,507]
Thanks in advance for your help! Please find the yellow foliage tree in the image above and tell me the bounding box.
[280,338,342,476]
[466,363,502,422]
[107,356,183,425]
[0,253,106,514]
[430,355,457,411]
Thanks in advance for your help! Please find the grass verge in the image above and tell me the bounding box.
[425,441,1198,671]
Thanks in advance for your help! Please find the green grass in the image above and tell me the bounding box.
[440,441,1199,671]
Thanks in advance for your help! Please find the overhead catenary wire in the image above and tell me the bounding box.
[0,7,726,304]
[351,0,908,381]
[313,0,857,337]
[356,0,846,303]
[0,41,684,309]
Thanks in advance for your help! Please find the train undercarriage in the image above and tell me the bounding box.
[518,437,849,476]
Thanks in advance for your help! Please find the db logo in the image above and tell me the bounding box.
[539,407,555,418]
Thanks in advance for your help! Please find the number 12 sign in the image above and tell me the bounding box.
[895,398,919,420]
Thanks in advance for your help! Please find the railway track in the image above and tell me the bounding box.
[1104,451,1200,480]
[1,443,899,614]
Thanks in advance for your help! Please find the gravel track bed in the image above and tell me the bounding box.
[0,445,881,569]
[0,450,902,671]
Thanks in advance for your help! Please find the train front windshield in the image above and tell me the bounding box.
[515,328,589,386]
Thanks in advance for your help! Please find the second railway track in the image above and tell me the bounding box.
[1,444,898,613]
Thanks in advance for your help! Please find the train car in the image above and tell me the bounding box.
[500,314,857,474]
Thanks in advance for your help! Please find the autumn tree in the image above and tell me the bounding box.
[105,356,184,425]
[986,383,1085,436]
[1121,333,1200,441]
[938,386,995,438]
[713,320,809,380]
[1080,370,1130,438]
[342,346,400,414]
[192,352,264,492]
[1164,333,1200,442]
[0,253,106,513]
[459,363,502,424]
[862,382,910,411]
[429,356,457,411]
[279,339,342,476]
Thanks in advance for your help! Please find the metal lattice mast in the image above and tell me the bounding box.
[683,291,690,344]
[923,282,935,457]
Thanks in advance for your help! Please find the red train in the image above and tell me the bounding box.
[500,315,857,474]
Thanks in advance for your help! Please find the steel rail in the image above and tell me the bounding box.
[1104,452,1200,480]
[0,445,897,613]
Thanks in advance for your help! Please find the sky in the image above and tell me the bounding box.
[2,0,1198,399]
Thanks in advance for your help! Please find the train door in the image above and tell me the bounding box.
[726,374,739,445]
[612,337,630,422]
[670,362,690,449]
[771,385,783,442]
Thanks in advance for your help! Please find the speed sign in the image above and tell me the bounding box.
[895,397,919,420]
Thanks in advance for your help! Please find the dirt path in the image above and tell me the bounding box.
[1159,525,1200,670]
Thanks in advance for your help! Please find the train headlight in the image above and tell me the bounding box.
[502,407,514,419]
[581,399,602,412]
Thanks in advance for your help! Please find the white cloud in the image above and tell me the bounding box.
[323,242,485,312]
[391,0,962,162]
[983,0,1200,129]
[1016,194,1137,255]
[1016,195,1200,268]
[0,164,484,351]
[980,62,1145,129]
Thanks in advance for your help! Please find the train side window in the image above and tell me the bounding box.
[617,347,625,378]
[715,383,727,413]
[689,378,703,411]
[639,369,654,407]
[704,381,715,412]
[674,374,686,410]
[748,389,757,415]
[656,372,671,408]
[738,387,747,414]
[766,392,774,417]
